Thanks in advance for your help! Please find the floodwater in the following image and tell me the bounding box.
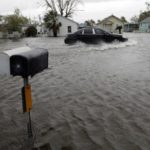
[0,33,150,150]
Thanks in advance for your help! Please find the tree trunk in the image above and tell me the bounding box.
[53,30,57,37]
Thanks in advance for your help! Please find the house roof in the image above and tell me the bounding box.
[141,17,150,23]
[100,15,123,24]
[58,15,79,25]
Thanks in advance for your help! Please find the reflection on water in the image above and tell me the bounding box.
[0,33,150,150]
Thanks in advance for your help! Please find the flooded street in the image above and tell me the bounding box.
[0,33,150,150]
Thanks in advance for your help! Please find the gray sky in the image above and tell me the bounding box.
[0,0,147,23]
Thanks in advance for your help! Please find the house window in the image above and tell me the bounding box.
[68,26,72,33]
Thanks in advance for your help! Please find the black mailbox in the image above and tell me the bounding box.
[10,48,48,77]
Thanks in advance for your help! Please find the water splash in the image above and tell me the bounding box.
[69,39,137,52]
[88,40,137,51]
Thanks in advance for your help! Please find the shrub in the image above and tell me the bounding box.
[25,26,37,37]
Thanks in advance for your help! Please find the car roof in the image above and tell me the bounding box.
[74,27,111,34]
[81,27,108,32]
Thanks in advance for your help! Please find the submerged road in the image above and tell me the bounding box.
[0,33,150,150]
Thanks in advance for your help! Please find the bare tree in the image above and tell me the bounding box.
[84,19,96,27]
[120,16,128,23]
[96,19,101,25]
[0,15,3,22]
[145,1,150,11]
[130,15,139,23]
[44,0,81,18]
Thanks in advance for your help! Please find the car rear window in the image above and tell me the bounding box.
[84,29,93,34]
[76,30,83,34]
[95,29,105,34]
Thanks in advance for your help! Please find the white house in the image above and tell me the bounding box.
[139,17,150,32]
[36,24,47,34]
[47,15,79,36]
[98,15,124,34]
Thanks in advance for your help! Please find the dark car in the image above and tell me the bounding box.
[64,27,128,44]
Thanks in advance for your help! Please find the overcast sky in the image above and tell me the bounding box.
[0,0,147,23]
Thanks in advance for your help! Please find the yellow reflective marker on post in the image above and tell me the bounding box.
[25,84,32,112]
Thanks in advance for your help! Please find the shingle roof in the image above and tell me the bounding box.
[100,15,123,24]
[58,15,79,25]
[141,17,150,23]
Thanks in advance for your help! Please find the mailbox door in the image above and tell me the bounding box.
[10,56,29,77]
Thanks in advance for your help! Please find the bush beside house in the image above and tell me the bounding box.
[25,26,37,37]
